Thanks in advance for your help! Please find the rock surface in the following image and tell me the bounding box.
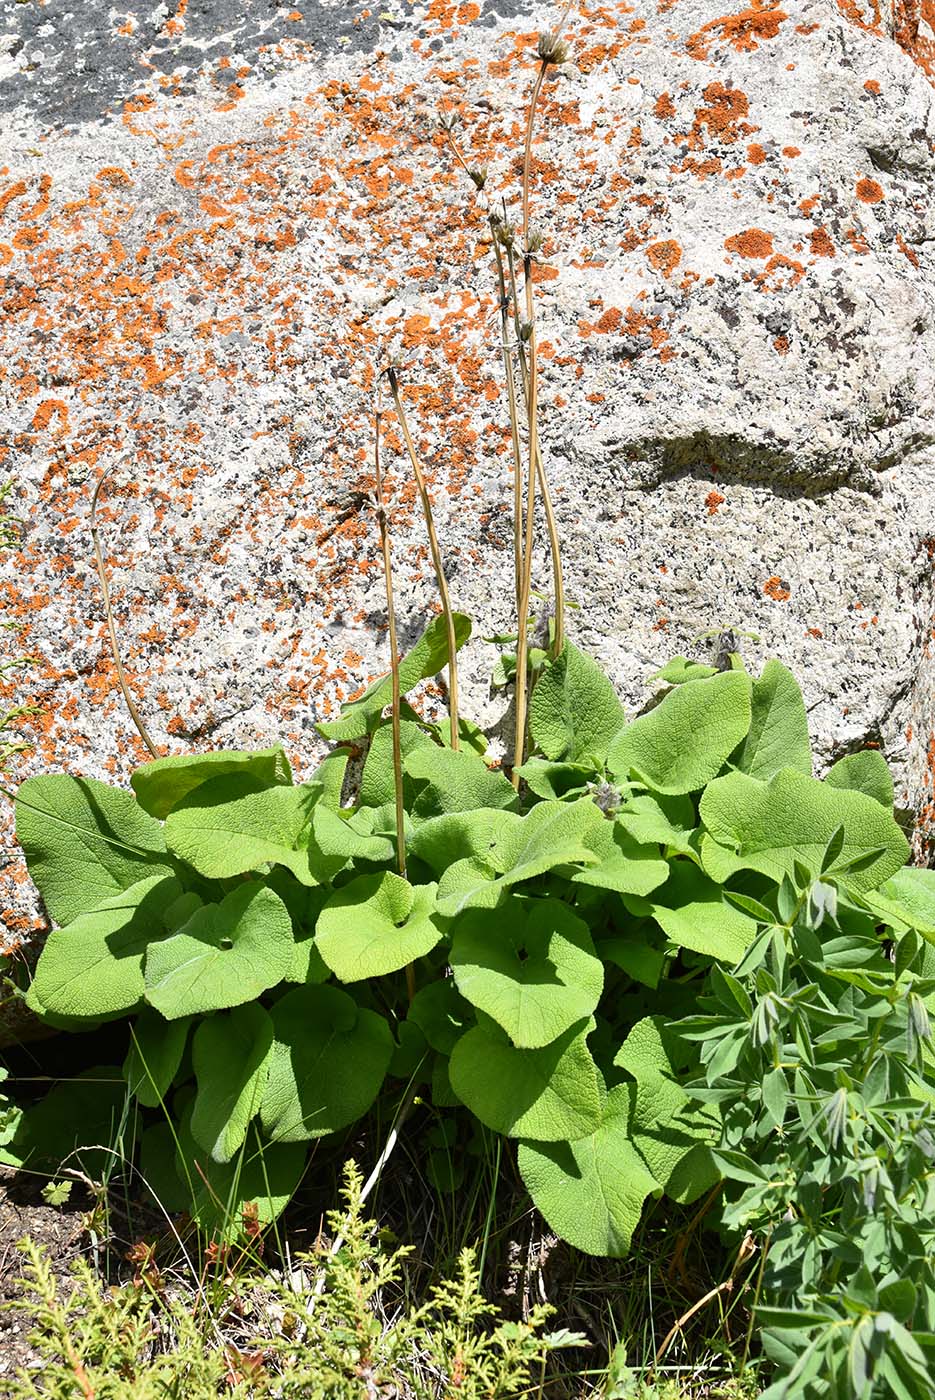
[3,0,935,944]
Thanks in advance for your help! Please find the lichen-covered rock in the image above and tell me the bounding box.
[2,0,935,947]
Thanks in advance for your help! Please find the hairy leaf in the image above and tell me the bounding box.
[448,1017,603,1140]
[260,985,393,1142]
[518,1086,661,1256]
[316,613,472,741]
[450,900,603,1048]
[824,750,894,809]
[406,744,519,819]
[315,872,446,982]
[15,774,172,925]
[529,642,626,764]
[144,882,293,1019]
[700,769,908,892]
[123,1009,191,1108]
[607,672,752,794]
[408,978,473,1055]
[132,745,292,820]
[164,776,319,883]
[738,659,812,780]
[190,1004,274,1163]
[564,817,670,897]
[649,862,758,962]
[28,873,182,1022]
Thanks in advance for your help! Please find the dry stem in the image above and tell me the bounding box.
[385,367,460,751]
[89,464,161,760]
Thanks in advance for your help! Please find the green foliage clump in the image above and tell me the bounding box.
[5,1163,573,1399]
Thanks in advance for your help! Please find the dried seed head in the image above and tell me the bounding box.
[526,227,545,255]
[489,213,515,248]
[438,109,460,132]
[537,31,570,64]
[518,320,533,343]
[469,165,488,191]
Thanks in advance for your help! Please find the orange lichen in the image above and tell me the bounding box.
[763,575,791,601]
[687,3,788,60]
[724,227,774,258]
[809,227,836,256]
[856,176,884,203]
[654,91,676,119]
[689,82,755,148]
[645,239,682,277]
[705,490,725,514]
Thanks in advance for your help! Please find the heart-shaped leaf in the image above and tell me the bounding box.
[28,873,182,1022]
[737,660,811,781]
[144,882,293,1019]
[260,985,393,1142]
[529,642,626,764]
[564,818,670,897]
[190,1004,274,1163]
[700,769,908,892]
[607,672,752,794]
[15,775,172,925]
[448,1017,603,1140]
[132,745,292,819]
[450,899,603,1047]
[316,613,472,741]
[124,1008,192,1107]
[408,978,473,1055]
[315,872,446,982]
[517,1086,661,1257]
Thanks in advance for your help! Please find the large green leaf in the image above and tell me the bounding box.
[164,776,319,883]
[435,799,602,916]
[737,659,812,780]
[700,769,908,893]
[448,1017,603,1140]
[3,1067,133,1177]
[517,1086,661,1257]
[450,899,603,1048]
[648,862,757,963]
[408,809,518,878]
[315,872,446,982]
[563,817,670,897]
[316,613,472,741]
[260,985,393,1142]
[190,1004,274,1163]
[144,882,293,1019]
[123,1009,192,1107]
[824,750,894,808]
[15,774,172,925]
[529,642,626,764]
[607,672,752,794]
[408,978,473,1055]
[614,1018,719,1202]
[131,745,292,819]
[617,792,698,859]
[359,721,432,807]
[859,867,935,937]
[27,874,182,1022]
[406,745,519,820]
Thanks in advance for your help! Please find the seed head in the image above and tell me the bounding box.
[537,31,570,65]
[526,227,545,255]
[469,165,488,191]
[438,109,460,132]
[489,213,515,248]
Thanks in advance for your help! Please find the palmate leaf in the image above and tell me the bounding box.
[15,774,173,925]
[517,1087,661,1257]
[316,613,472,742]
[450,898,603,1048]
[607,671,752,794]
[737,659,812,781]
[448,1016,603,1140]
[144,882,294,1019]
[190,1004,274,1163]
[131,745,293,819]
[529,642,626,764]
[700,769,908,893]
[27,873,183,1022]
[260,984,393,1142]
[315,871,447,982]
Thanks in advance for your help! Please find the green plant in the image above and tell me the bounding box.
[676,797,935,1398]
[5,1162,577,1399]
